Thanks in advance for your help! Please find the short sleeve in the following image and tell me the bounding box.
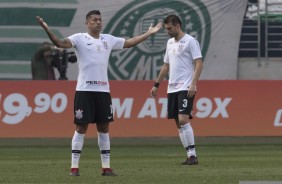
[68,33,81,48]
[163,40,170,64]
[163,47,169,64]
[189,38,202,60]
[111,36,125,50]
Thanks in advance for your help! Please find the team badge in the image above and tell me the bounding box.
[75,109,83,119]
[102,41,108,50]
[178,44,184,52]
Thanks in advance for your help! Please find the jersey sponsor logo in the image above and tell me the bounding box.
[104,0,211,80]
[169,82,184,89]
[86,81,108,86]
[75,109,83,119]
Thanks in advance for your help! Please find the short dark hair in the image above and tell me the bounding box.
[164,15,182,27]
[86,10,101,20]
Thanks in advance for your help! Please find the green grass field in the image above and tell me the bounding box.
[0,137,282,184]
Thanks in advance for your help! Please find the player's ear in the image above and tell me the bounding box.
[176,24,181,30]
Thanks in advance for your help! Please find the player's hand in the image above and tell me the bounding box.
[148,22,163,35]
[188,84,196,98]
[150,87,158,98]
[36,16,49,30]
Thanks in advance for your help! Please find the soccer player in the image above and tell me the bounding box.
[150,14,203,165]
[36,10,162,176]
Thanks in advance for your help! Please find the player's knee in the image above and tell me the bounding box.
[178,115,190,125]
[96,122,109,133]
[76,125,87,134]
[97,127,109,133]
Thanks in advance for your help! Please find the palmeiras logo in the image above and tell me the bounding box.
[104,0,211,80]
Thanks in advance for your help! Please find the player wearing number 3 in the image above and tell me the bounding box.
[151,15,203,165]
[36,10,162,176]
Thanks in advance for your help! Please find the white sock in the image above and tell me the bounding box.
[98,132,110,168]
[182,123,196,157]
[71,131,85,168]
[178,128,188,149]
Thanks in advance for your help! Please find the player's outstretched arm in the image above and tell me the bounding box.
[124,22,163,48]
[36,16,72,49]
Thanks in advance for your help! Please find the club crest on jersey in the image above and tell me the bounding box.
[102,41,108,50]
[75,109,83,119]
[178,44,184,52]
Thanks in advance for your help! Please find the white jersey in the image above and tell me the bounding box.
[164,34,202,93]
[68,33,125,92]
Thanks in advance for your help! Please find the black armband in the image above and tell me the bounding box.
[154,82,160,88]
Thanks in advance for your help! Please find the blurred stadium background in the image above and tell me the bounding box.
[0,0,282,80]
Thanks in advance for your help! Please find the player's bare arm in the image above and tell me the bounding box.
[188,58,203,98]
[150,63,169,97]
[124,22,163,48]
[36,16,72,49]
